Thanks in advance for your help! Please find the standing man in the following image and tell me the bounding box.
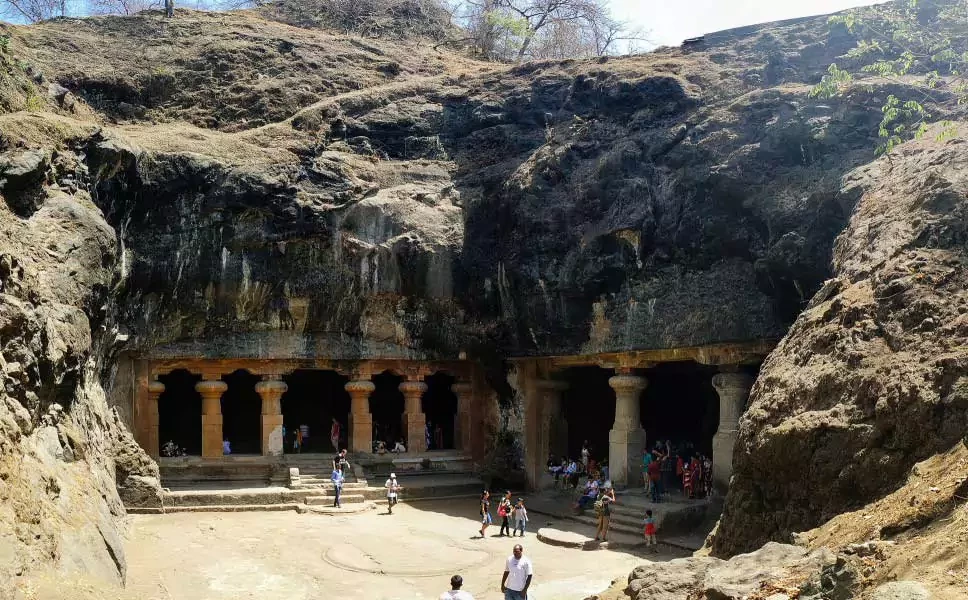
[164,0,173,17]
[299,423,310,452]
[385,472,401,514]
[439,574,474,600]
[331,465,344,508]
[500,544,533,600]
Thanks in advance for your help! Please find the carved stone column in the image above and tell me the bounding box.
[537,379,569,459]
[711,370,754,494]
[345,380,375,453]
[256,378,287,457]
[400,380,428,453]
[196,379,228,458]
[452,382,473,453]
[146,380,165,459]
[608,373,647,488]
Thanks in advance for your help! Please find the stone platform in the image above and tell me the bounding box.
[526,487,717,551]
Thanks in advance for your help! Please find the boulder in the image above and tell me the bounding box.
[871,581,933,600]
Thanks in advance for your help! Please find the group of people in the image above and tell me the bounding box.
[478,490,529,538]
[642,441,713,503]
[547,440,607,490]
[436,543,534,600]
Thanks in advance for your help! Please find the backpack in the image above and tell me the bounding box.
[593,497,605,516]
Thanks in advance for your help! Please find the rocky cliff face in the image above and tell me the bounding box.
[0,2,965,591]
[713,129,968,556]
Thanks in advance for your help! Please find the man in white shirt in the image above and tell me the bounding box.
[439,574,474,600]
[500,544,533,600]
[385,473,402,514]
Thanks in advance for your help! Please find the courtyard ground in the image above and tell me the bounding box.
[121,499,685,600]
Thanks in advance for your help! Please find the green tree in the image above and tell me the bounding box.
[811,0,966,154]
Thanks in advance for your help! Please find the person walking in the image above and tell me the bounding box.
[498,491,513,536]
[594,483,616,542]
[331,465,344,508]
[500,544,533,600]
[648,455,662,503]
[478,490,492,538]
[385,473,401,514]
[512,498,528,537]
[439,574,474,600]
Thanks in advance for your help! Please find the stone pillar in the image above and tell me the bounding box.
[452,382,473,453]
[345,380,375,453]
[256,379,287,458]
[146,380,165,459]
[537,379,568,459]
[196,379,228,459]
[400,380,428,453]
[712,370,754,494]
[608,373,647,488]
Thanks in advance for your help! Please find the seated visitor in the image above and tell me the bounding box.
[375,440,387,454]
[392,439,407,453]
[222,439,231,455]
[576,478,600,510]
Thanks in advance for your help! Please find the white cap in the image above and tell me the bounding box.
[390,473,396,478]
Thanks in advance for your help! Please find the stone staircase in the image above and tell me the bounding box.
[362,455,483,502]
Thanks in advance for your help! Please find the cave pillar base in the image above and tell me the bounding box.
[711,370,755,494]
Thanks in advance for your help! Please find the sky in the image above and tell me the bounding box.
[610,0,889,48]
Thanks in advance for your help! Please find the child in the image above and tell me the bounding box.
[682,462,694,499]
[512,498,528,537]
[643,509,657,553]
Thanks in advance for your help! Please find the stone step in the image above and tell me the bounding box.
[304,494,365,505]
[148,503,303,514]
[164,488,314,506]
[295,480,366,488]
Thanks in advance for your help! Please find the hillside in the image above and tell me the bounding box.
[0,3,966,598]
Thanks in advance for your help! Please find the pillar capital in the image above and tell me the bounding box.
[398,380,428,395]
[255,380,288,396]
[608,374,648,393]
[712,371,754,394]
[147,380,165,395]
[345,380,376,395]
[195,380,228,396]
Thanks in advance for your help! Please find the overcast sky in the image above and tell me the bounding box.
[612,0,889,48]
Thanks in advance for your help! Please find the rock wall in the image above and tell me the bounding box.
[0,141,162,588]
[713,131,968,555]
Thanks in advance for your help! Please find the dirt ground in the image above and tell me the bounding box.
[117,500,671,600]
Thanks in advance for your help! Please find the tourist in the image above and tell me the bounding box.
[333,449,348,472]
[375,440,387,454]
[500,544,533,600]
[435,423,444,450]
[392,439,407,453]
[682,461,694,499]
[575,477,599,511]
[593,482,615,542]
[580,441,590,469]
[478,490,492,538]
[660,447,674,496]
[385,472,401,514]
[426,422,432,450]
[643,509,658,553]
[690,454,703,498]
[565,459,579,489]
[512,498,528,537]
[498,491,513,536]
[702,454,713,497]
[330,418,341,452]
[294,427,302,453]
[299,423,310,451]
[648,454,662,503]
[222,439,231,455]
[331,465,344,508]
[439,574,474,600]
[641,448,653,493]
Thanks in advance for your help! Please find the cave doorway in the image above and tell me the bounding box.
[423,372,457,450]
[370,371,404,449]
[281,370,350,454]
[560,366,615,464]
[221,370,262,455]
[157,369,202,456]
[640,361,719,457]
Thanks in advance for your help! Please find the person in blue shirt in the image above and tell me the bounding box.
[331,466,344,508]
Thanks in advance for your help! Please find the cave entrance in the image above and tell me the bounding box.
[640,361,719,458]
[281,370,350,454]
[423,372,457,450]
[157,369,202,456]
[221,370,262,455]
[560,366,615,465]
[370,371,404,450]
